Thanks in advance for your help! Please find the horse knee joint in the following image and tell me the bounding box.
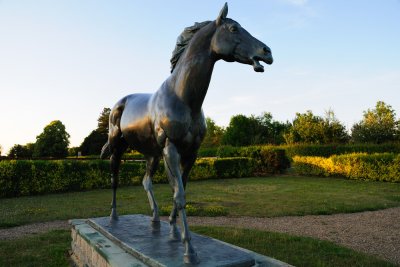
[142,176,152,191]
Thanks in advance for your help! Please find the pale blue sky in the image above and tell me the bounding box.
[1,0,399,154]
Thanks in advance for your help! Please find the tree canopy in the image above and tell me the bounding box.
[202,117,225,148]
[284,110,349,144]
[79,107,110,155]
[351,101,399,143]
[33,120,70,158]
[8,143,35,158]
[222,113,288,146]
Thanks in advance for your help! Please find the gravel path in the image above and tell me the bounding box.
[1,208,399,265]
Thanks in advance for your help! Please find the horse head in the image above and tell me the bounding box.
[211,3,273,72]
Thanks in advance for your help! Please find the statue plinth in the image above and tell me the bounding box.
[69,215,291,267]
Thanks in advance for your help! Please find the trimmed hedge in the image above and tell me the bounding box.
[283,143,400,159]
[0,157,255,198]
[216,145,290,174]
[215,143,400,160]
[293,153,400,182]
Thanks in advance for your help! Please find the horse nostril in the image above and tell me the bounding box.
[263,46,270,54]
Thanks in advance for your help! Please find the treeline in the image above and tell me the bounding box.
[4,101,400,159]
[203,101,399,148]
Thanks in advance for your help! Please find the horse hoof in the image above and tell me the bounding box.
[151,220,161,228]
[184,252,200,265]
[110,209,119,221]
[169,226,181,241]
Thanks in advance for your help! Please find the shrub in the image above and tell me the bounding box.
[0,157,258,198]
[216,145,290,174]
[197,147,218,158]
[283,143,400,159]
[293,153,400,182]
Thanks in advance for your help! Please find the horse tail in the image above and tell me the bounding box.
[100,96,128,160]
[100,141,111,159]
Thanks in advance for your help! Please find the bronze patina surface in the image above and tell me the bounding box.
[101,3,273,264]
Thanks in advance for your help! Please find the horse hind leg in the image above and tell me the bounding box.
[109,138,128,221]
[142,156,161,225]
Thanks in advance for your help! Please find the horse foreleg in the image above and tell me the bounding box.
[163,139,199,264]
[143,156,160,224]
[168,202,180,240]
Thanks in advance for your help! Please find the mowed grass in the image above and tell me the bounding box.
[0,227,395,267]
[1,176,399,228]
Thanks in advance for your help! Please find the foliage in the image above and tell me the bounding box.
[79,107,110,155]
[197,147,219,157]
[97,107,111,134]
[201,117,224,148]
[284,110,349,144]
[79,130,107,156]
[33,120,70,158]
[282,142,400,159]
[293,153,400,182]
[215,145,290,173]
[351,101,399,143]
[0,157,258,198]
[223,113,288,146]
[7,143,35,159]
[68,146,80,157]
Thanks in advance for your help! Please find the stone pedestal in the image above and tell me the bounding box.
[70,215,291,267]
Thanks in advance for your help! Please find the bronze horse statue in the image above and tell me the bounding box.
[101,3,273,264]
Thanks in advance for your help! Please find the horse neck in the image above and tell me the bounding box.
[170,23,217,113]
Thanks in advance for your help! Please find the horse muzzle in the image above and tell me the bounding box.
[251,45,273,72]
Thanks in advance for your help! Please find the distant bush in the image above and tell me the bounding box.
[293,153,400,182]
[0,157,256,198]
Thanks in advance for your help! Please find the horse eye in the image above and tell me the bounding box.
[230,26,238,33]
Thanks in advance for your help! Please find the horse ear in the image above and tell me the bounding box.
[216,2,228,26]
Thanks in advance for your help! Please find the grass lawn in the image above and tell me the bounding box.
[1,176,399,228]
[0,227,395,267]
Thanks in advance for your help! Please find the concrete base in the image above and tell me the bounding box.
[70,215,292,267]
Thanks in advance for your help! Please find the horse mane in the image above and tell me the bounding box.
[170,20,212,73]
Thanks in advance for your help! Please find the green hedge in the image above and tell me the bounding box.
[0,157,256,198]
[215,143,400,160]
[282,143,400,159]
[216,145,290,173]
[293,153,400,182]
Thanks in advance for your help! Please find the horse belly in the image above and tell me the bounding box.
[120,95,160,155]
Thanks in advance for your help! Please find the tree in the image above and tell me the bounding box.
[351,101,398,143]
[202,117,225,147]
[321,109,349,144]
[79,107,110,155]
[8,143,35,158]
[34,120,70,158]
[284,110,348,144]
[97,107,111,134]
[222,113,288,146]
[0,145,2,156]
[222,114,261,146]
